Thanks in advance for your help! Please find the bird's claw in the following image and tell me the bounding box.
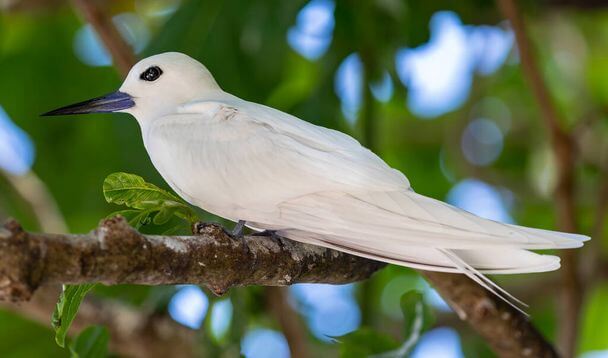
[192,221,224,235]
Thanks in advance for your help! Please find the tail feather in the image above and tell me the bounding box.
[244,189,590,311]
[439,248,528,314]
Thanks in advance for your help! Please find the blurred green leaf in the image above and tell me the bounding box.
[337,327,400,358]
[400,290,434,336]
[103,172,198,225]
[370,291,434,358]
[52,284,97,348]
[69,326,109,358]
[338,291,434,358]
[579,284,608,353]
[0,310,66,357]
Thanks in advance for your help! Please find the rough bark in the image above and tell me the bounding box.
[0,216,385,302]
[422,272,558,358]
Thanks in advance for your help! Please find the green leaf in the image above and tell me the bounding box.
[580,284,608,353]
[372,291,435,358]
[107,209,153,229]
[103,172,182,209]
[337,291,435,358]
[69,326,109,358]
[400,290,434,336]
[103,172,198,223]
[153,202,181,225]
[52,284,97,348]
[337,328,400,358]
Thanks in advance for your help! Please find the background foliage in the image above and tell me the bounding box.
[1,0,607,357]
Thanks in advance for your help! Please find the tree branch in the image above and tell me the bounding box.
[422,272,558,358]
[1,170,68,233]
[0,216,385,302]
[497,0,582,355]
[70,0,136,77]
[266,287,310,358]
[0,217,560,356]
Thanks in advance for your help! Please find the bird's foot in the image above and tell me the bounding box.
[251,229,280,240]
[191,220,246,241]
[230,220,246,239]
[192,221,224,235]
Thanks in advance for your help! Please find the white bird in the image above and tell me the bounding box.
[44,52,589,308]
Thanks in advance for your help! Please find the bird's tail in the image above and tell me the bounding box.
[245,190,589,312]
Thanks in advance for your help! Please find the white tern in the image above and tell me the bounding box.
[44,52,589,307]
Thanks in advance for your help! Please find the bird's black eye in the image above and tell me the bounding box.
[140,66,163,82]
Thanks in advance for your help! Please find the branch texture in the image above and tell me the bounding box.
[422,272,558,358]
[0,216,384,302]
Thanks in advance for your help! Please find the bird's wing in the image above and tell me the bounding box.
[269,190,587,250]
[177,98,587,249]
[175,97,588,311]
[177,98,411,194]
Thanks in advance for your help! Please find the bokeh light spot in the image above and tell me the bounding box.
[447,179,513,224]
[395,11,513,118]
[241,329,290,358]
[287,0,335,60]
[461,118,504,166]
[0,106,34,175]
[168,285,208,329]
[210,299,233,341]
[334,53,363,122]
[74,13,150,68]
[370,71,394,103]
[290,283,360,340]
[411,327,464,358]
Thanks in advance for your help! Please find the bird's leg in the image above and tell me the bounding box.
[231,220,246,239]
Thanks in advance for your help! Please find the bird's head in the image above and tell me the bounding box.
[42,52,220,120]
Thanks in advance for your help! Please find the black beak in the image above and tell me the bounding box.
[41,91,134,116]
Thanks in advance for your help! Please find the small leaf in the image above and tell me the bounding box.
[69,326,109,358]
[336,328,399,358]
[103,172,181,208]
[153,203,181,225]
[52,284,97,347]
[103,172,197,223]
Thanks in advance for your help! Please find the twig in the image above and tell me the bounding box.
[70,0,136,77]
[266,287,310,358]
[1,170,68,233]
[497,0,582,355]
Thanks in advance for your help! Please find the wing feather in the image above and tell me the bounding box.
[155,97,590,309]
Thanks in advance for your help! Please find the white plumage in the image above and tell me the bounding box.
[55,52,591,309]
